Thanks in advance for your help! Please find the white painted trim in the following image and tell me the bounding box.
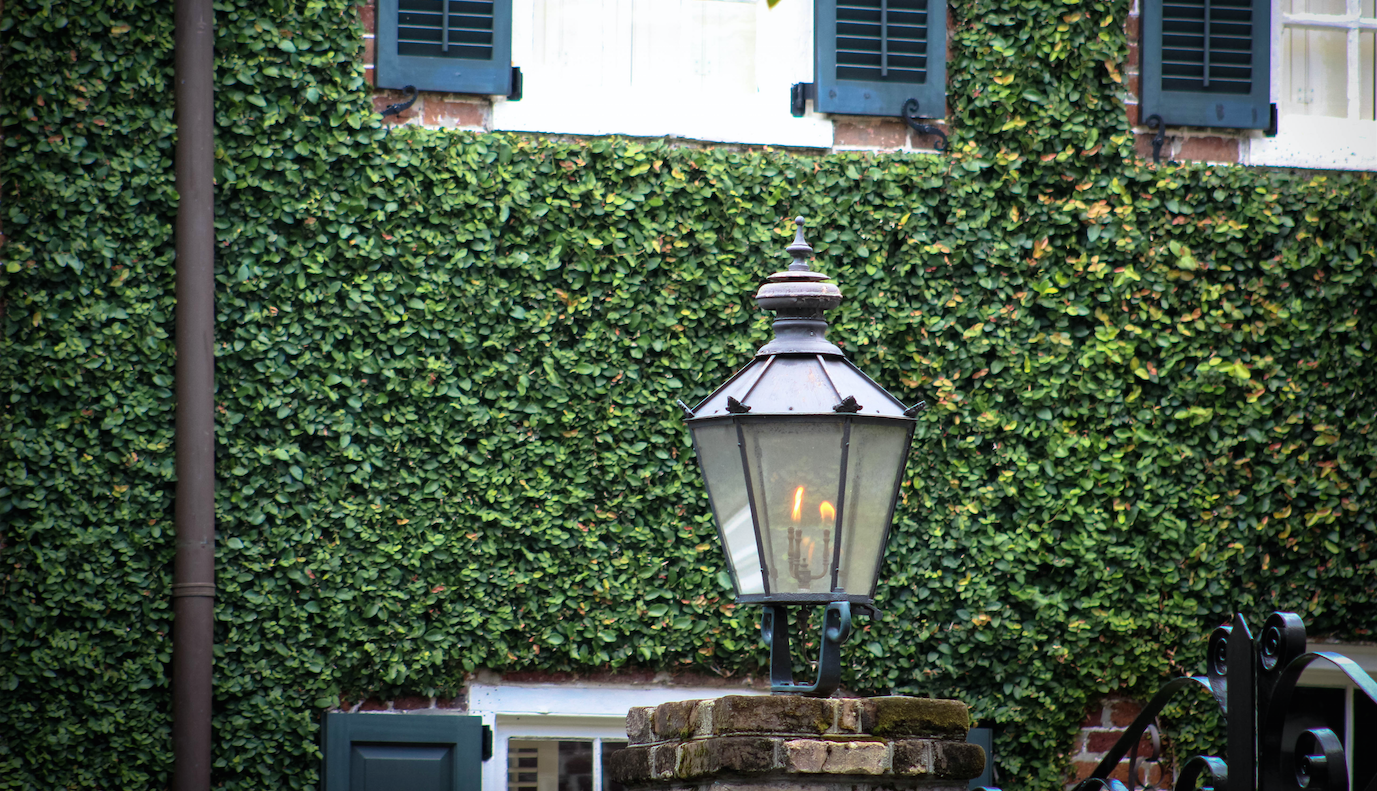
[491,0,833,147]
[470,682,767,791]
[1250,0,1377,170]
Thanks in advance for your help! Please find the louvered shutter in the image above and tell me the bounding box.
[322,713,484,791]
[377,0,513,96]
[1141,0,1271,128]
[814,0,946,118]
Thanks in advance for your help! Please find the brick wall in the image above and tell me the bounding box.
[1066,697,1171,790]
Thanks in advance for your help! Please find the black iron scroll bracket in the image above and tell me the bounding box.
[902,99,948,152]
[380,85,418,120]
[1065,611,1377,791]
[1144,114,1166,164]
[762,602,853,697]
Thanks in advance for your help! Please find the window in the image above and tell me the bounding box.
[1249,0,1377,168]
[377,0,518,96]
[813,0,948,119]
[1294,643,1377,791]
[1142,0,1375,168]
[468,682,767,791]
[507,739,627,791]
[490,0,833,147]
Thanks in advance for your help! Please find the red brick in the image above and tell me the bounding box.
[359,697,388,711]
[365,67,376,87]
[1128,43,1140,67]
[393,696,431,711]
[1069,759,1102,784]
[420,96,488,128]
[1134,133,1160,160]
[1124,13,1140,40]
[358,3,375,34]
[1086,729,1154,754]
[1177,136,1239,163]
[1126,73,1140,102]
[1126,102,1141,127]
[437,697,464,710]
[372,90,418,122]
[834,118,908,150]
[1080,703,1105,728]
[363,37,375,67]
[1107,699,1143,728]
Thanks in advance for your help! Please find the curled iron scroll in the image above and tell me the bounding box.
[902,99,949,152]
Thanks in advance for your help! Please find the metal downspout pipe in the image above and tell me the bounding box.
[172,0,216,788]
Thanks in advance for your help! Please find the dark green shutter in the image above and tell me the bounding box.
[323,713,484,791]
[814,0,947,118]
[1141,0,1271,128]
[377,0,513,95]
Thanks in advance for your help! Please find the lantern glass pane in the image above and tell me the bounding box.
[739,419,846,595]
[690,421,764,594]
[837,421,911,596]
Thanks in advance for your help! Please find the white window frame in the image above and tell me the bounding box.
[1296,642,1377,786]
[1246,0,1377,170]
[468,682,767,791]
[489,0,834,147]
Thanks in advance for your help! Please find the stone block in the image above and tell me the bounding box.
[693,700,715,738]
[712,695,832,735]
[836,699,863,733]
[783,739,828,773]
[627,706,654,745]
[933,741,986,780]
[609,745,654,785]
[653,745,678,778]
[860,697,970,738]
[820,740,887,775]
[654,700,702,741]
[891,739,934,776]
[677,737,778,779]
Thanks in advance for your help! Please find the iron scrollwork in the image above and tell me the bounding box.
[901,99,948,152]
[980,611,1377,791]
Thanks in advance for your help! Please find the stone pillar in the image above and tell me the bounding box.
[609,696,986,791]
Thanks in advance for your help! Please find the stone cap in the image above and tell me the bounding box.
[626,696,971,745]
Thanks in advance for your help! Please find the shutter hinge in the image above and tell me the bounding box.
[482,724,493,761]
[1264,103,1278,137]
[790,82,815,117]
[508,67,523,102]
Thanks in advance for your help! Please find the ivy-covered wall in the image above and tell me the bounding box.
[2,0,1375,789]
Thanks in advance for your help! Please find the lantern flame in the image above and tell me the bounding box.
[820,501,836,524]
[791,486,805,522]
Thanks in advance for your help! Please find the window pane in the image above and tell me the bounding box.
[1282,26,1349,117]
[601,741,628,791]
[1362,30,1375,120]
[508,740,594,791]
[1283,0,1348,13]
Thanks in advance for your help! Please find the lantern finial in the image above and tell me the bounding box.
[786,216,813,271]
[753,216,843,357]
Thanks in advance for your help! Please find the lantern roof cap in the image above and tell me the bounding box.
[688,354,913,420]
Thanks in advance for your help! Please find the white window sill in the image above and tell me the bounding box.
[1246,116,1377,170]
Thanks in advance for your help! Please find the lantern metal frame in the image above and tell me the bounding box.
[680,217,923,696]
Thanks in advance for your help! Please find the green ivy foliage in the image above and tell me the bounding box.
[3,0,1376,789]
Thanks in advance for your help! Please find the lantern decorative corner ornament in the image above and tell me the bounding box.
[681,217,922,697]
